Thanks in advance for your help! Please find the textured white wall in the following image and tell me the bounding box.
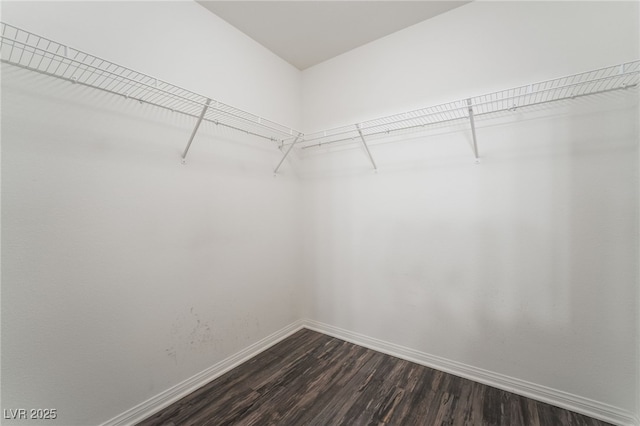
[300,0,639,417]
[1,2,303,425]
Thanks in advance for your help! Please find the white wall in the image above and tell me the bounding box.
[2,1,639,425]
[303,1,640,132]
[1,2,303,425]
[2,1,302,129]
[301,0,639,419]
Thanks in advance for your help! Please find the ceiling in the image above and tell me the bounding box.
[197,1,470,70]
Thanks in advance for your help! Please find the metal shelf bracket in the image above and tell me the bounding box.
[356,124,378,171]
[181,98,212,164]
[466,98,480,163]
[274,133,302,175]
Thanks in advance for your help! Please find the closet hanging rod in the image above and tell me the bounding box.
[0,22,302,144]
[296,60,639,150]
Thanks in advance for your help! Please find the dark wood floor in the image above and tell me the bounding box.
[138,329,612,426]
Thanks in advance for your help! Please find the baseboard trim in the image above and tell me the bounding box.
[101,318,638,426]
[303,319,638,426]
[101,319,305,426]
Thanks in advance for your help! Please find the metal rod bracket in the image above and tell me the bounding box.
[181,98,212,164]
[274,134,302,175]
[356,124,377,171]
[466,98,480,163]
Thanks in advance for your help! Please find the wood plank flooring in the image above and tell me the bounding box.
[137,329,612,426]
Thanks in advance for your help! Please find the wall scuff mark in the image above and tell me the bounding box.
[166,307,216,365]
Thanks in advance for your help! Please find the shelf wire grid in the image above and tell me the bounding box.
[299,61,639,150]
[0,22,300,143]
[2,22,637,153]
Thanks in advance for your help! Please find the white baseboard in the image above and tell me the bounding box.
[101,319,305,426]
[302,319,638,426]
[101,318,638,426]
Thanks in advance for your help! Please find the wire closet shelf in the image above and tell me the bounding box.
[1,22,638,164]
[0,22,301,145]
[297,61,639,150]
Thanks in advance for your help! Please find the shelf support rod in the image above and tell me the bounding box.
[356,124,377,171]
[274,134,301,174]
[467,98,480,162]
[181,98,212,163]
